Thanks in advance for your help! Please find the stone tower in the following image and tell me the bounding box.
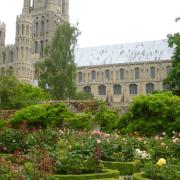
[0,0,69,83]
[14,0,34,83]
[0,22,6,47]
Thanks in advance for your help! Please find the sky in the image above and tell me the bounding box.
[0,0,180,48]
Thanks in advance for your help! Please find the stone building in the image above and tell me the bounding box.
[0,0,69,83]
[0,0,174,107]
[75,40,173,107]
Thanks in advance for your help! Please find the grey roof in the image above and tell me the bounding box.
[75,39,173,67]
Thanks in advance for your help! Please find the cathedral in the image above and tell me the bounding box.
[0,0,173,107]
[0,0,69,83]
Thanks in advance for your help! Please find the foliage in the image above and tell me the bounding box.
[0,128,24,153]
[0,75,50,110]
[102,160,141,175]
[118,91,180,135]
[165,30,180,95]
[66,113,93,130]
[94,102,120,132]
[36,22,80,99]
[11,103,73,128]
[143,161,180,180]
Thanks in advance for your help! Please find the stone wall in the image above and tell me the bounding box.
[0,110,16,120]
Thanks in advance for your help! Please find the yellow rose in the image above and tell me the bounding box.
[157,158,166,167]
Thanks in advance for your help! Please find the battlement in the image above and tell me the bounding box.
[6,44,15,49]
[16,14,32,22]
[0,21,6,29]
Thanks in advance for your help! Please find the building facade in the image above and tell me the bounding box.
[0,0,69,83]
[0,1,173,107]
[75,41,173,107]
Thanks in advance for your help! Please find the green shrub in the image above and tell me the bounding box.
[49,169,119,180]
[94,103,120,132]
[118,91,180,136]
[0,128,24,153]
[132,172,150,180]
[0,120,8,128]
[102,160,140,175]
[66,113,93,130]
[11,103,73,128]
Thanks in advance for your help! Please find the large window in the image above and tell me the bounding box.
[146,83,154,94]
[78,72,83,82]
[113,85,121,95]
[84,86,91,93]
[129,84,137,95]
[40,40,44,57]
[105,69,110,80]
[120,68,124,80]
[10,51,13,62]
[35,41,38,53]
[98,85,106,95]
[35,22,38,34]
[150,67,155,79]
[135,67,140,80]
[91,71,96,81]
[2,52,6,63]
[41,21,44,33]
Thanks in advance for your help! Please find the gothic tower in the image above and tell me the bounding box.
[14,0,34,83]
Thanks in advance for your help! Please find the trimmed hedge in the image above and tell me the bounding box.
[93,178,118,180]
[102,160,140,175]
[132,172,151,180]
[49,169,119,180]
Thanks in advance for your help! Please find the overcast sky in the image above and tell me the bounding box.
[0,0,180,47]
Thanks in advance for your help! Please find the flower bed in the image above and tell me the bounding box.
[49,169,119,180]
[102,160,140,175]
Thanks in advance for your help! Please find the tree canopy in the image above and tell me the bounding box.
[0,75,50,110]
[165,19,180,95]
[36,22,79,99]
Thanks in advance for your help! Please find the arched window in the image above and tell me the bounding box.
[135,67,140,80]
[2,52,6,63]
[22,24,25,35]
[120,68,124,80]
[105,69,110,80]
[91,71,96,81]
[40,40,44,57]
[150,67,155,79]
[35,22,38,34]
[35,41,38,53]
[9,66,13,75]
[21,47,24,58]
[129,84,137,95]
[10,51,13,62]
[163,83,169,91]
[41,21,44,33]
[1,67,5,75]
[26,25,29,35]
[113,85,121,95]
[84,86,91,93]
[78,72,83,82]
[98,85,106,95]
[146,83,154,94]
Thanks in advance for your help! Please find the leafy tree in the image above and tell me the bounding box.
[0,75,50,109]
[36,22,79,99]
[165,19,180,95]
[118,91,180,135]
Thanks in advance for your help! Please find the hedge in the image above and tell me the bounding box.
[48,169,119,180]
[102,160,141,175]
[132,172,151,180]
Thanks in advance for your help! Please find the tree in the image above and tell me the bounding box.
[36,22,79,99]
[165,19,180,95]
[0,75,50,109]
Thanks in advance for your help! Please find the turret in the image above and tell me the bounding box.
[23,0,31,14]
[0,21,6,47]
